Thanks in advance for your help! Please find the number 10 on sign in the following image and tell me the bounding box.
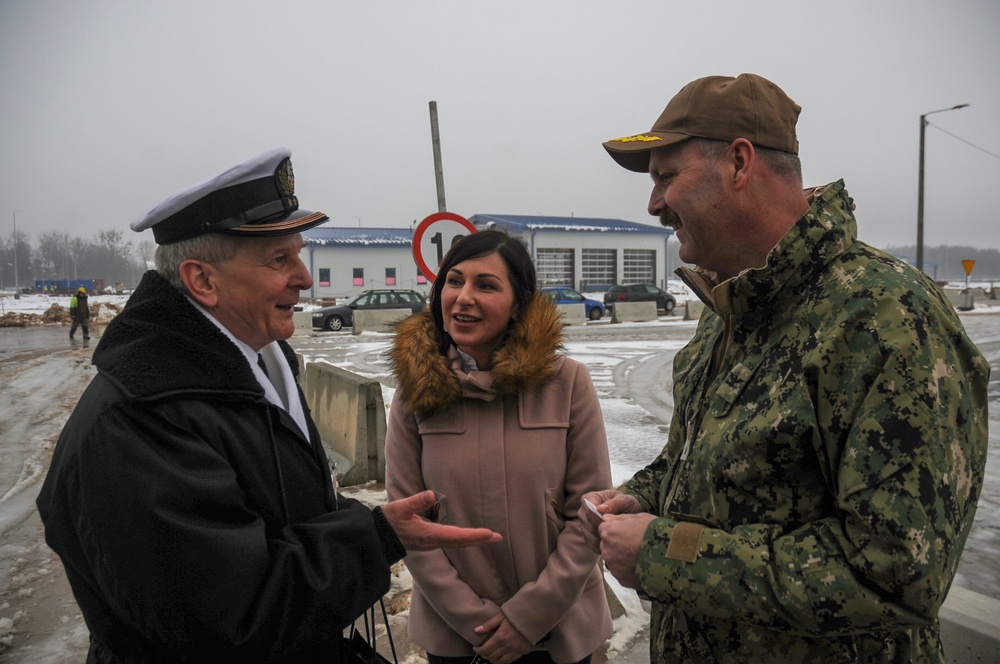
[412,212,477,282]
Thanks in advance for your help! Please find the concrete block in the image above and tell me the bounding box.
[942,288,977,311]
[939,585,1000,662]
[555,303,587,325]
[684,299,705,321]
[611,301,658,323]
[305,361,387,487]
[295,352,307,389]
[353,308,413,334]
[292,311,313,336]
[604,577,626,620]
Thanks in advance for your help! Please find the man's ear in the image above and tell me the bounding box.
[179,259,219,308]
[728,138,756,191]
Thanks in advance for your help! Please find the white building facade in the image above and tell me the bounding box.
[470,214,674,292]
[299,215,674,300]
[299,228,426,300]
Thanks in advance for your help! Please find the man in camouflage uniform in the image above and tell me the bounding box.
[581,73,989,662]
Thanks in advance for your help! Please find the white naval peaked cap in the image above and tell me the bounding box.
[130,147,327,245]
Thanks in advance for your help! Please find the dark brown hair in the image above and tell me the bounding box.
[430,229,536,351]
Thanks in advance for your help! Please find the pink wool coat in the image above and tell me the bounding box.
[385,295,613,663]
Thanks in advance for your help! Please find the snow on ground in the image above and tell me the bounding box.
[3,278,998,317]
[2,280,998,661]
[0,292,131,317]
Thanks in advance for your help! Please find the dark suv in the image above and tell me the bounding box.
[311,289,426,331]
[603,284,676,313]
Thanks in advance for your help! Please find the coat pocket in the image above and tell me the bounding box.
[518,387,571,429]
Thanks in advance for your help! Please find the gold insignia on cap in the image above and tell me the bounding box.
[609,134,664,144]
[276,157,295,196]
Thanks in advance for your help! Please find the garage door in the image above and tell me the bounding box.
[582,248,616,289]
[623,249,655,284]
[537,248,574,286]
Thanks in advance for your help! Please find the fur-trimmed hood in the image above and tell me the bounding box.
[388,292,565,419]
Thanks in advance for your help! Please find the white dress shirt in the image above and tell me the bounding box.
[187,297,311,440]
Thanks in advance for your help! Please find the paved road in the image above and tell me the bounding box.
[2,311,997,662]
[0,328,97,662]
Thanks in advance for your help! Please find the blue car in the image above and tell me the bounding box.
[541,286,606,321]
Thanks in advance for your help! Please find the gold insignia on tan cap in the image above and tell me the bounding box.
[609,134,664,144]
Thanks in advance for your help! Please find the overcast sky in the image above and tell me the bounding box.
[2,0,998,256]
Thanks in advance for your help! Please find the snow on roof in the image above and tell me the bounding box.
[302,227,412,247]
[470,214,673,235]
[302,215,673,246]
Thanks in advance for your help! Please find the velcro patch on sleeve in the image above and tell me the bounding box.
[666,522,704,563]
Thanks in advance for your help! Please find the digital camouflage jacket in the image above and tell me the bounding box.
[621,180,989,663]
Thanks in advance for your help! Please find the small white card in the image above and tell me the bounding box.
[584,498,604,521]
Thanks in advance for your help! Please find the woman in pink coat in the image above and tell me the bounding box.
[386,230,613,664]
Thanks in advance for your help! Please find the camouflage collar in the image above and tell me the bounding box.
[678,180,856,323]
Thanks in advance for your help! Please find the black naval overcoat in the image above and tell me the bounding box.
[38,270,403,663]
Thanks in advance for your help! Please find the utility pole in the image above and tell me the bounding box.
[12,210,22,299]
[429,101,447,212]
[916,104,968,272]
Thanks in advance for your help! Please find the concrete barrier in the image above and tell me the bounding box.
[295,352,307,389]
[353,308,412,334]
[940,585,1000,661]
[304,361,386,487]
[942,288,977,311]
[611,301,658,323]
[292,311,313,336]
[555,303,587,325]
[684,299,705,321]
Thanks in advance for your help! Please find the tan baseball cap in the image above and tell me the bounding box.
[603,73,801,173]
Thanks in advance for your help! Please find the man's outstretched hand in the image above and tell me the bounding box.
[383,490,503,551]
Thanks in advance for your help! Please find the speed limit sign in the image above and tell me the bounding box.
[412,212,477,282]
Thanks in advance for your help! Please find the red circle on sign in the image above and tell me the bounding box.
[412,212,477,282]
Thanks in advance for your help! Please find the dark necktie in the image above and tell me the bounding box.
[257,353,269,378]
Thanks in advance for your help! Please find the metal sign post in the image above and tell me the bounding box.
[962,259,976,311]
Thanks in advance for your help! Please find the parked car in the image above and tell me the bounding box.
[541,286,606,320]
[603,283,676,313]
[311,289,426,331]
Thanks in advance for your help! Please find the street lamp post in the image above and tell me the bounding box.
[12,210,23,298]
[916,104,968,272]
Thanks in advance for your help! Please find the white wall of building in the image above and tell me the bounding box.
[300,226,677,301]
[300,244,430,300]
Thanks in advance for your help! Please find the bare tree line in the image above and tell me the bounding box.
[884,245,1000,282]
[0,229,154,292]
[3,228,998,295]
